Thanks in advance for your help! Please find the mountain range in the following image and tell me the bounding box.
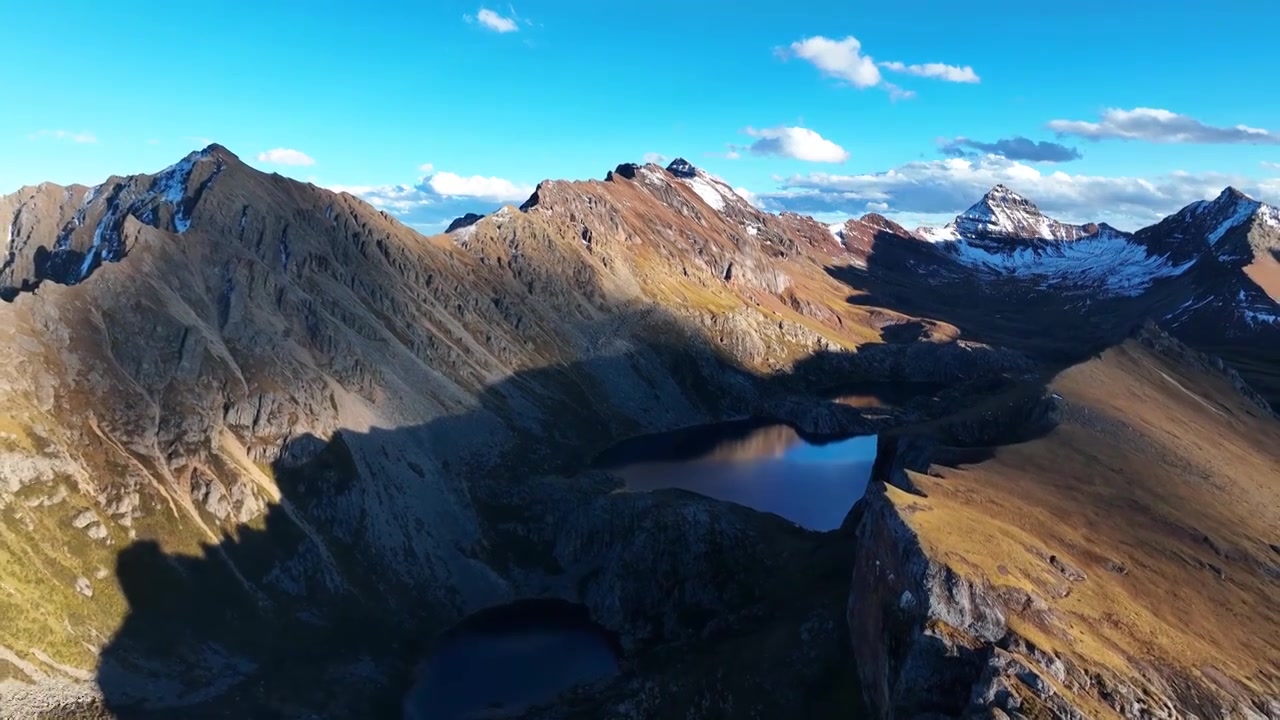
[0,146,1277,719]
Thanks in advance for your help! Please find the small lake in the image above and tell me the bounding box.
[596,419,879,531]
[404,600,621,720]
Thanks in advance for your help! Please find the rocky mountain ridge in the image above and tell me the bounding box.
[0,146,1277,719]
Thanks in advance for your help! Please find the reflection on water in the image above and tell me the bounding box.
[598,421,878,531]
[827,380,945,409]
[404,600,620,720]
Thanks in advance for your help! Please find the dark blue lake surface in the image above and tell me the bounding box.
[404,600,620,719]
[597,420,879,531]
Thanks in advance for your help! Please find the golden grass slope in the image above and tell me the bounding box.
[898,339,1279,715]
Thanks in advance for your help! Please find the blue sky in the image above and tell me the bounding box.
[4,0,1279,230]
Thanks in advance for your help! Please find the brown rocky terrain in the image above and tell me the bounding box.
[0,146,1277,719]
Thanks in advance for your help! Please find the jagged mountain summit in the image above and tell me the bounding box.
[1137,187,1280,334]
[1138,186,1280,264]
[0,145,1278,719]
[898,183,1280,309]
[1,145,232,300]
[916,184,1097,244]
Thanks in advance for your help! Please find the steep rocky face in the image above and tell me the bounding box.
[0,146,230,299]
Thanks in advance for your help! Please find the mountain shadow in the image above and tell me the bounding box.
[97,300,1027,719]
[825,228,1145,366]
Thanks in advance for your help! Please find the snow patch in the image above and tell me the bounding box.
[682,174,727,212]
[827,222,847,246]
[935,227,1193,297]
[916,225,959,243]
[1166,294,1214,325]
[671,167,751,215]
[1207,198,1261,245]
[149,147,219,234]
[1258,203,1280,229]
[1242,308,1280,326]
[1236,288,1280,326]
[640,167,668,187]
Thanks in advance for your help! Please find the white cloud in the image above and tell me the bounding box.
[784,35,979,97]
[879,61,980,83]
[1048,108,1280,145]
[328,166,534,231]
[256,148,316,166]
[642,152,667,165]
[29,129,97,144]
[743,126,849,163]
[466,7,519,33]
[755,154,1279,230]
[787,36,881,88]
[426,171,532,202]
[725,149,742,160]
[886,84,916,101]
[418,162,435,174]
[865,201,890,212]
[1261,161,1280,171]
[734,187,761,208]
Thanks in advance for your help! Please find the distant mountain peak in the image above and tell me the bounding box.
[915,185,1095,244]
[971,184,1041,214]
[199,143,240,162]
[1215,186,1251,204]
[666,158,698,179]
[983,183,1022,199]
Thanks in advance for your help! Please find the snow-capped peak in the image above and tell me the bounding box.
[663,158,752,214]
[1161,186,1276,249]
[916,185,1091,243]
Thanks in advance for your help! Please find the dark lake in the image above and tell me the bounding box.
[403,600,621,719]
[596,419,879,532]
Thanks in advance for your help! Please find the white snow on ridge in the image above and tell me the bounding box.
[935,228,1193,297]
[640,166,668,187]
[916,225,959,243]
[1236,289,1280,327]
[682,174,726,212]
[1258,203,1280,229]
[670,165,754,215]
[828,222,846,246]
[150,147,222,234]
[1207,197,1261,246]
